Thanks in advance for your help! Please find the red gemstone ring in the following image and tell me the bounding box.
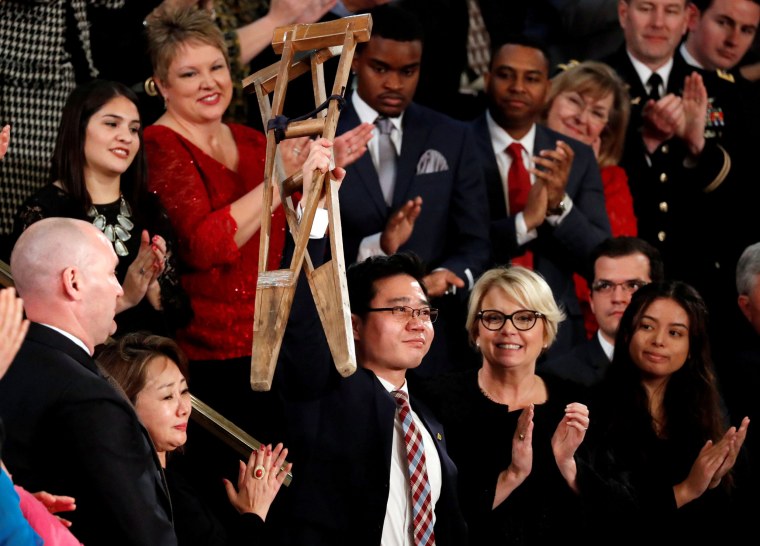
[253,465,266,480]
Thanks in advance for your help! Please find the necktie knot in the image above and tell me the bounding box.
[392,389,410,408]
[376,116,394,135]
[647,73,663,101]
[506,142,524,161]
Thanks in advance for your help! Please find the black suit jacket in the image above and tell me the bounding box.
[539,333,611,388]
[275,242,468,545]
[471,115,611,355]
[0,323,176,546]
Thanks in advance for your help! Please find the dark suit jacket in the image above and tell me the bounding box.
[0,323,176,546]
[471,115,611,354]
[539,332,611,388]
[337,99,491,285]
[275,242,468,545]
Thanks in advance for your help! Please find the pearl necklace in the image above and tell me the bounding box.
[87,195,134,257]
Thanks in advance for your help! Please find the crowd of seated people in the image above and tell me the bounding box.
[1,1,759,545]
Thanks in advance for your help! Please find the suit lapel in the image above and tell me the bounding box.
[339,103,389,215]
[395,104,430,208]
[472,113,507,221]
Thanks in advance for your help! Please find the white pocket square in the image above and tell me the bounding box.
[416,149,449,174]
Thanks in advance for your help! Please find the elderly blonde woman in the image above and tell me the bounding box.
[419,266,590,546]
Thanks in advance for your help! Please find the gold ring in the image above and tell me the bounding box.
[139,267,146,275]
[253,465,265,480]
[518,433,525,441]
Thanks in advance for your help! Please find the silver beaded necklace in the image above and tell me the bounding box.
[87,195,134,257]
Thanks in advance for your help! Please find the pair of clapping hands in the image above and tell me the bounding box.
[642,72,708,156]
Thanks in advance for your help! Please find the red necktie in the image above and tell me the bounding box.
[506,142,533,269]
[392,390,436,546]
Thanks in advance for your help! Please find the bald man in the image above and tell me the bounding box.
[0,218,177,546]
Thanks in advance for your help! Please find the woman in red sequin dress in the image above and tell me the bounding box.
[143,7,313,437]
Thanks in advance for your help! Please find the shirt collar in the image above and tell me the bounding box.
[352,92,405,131]
[485,110,536,157]
[40,323,92,356]
[376,374,409,396]
[626,50,674,90]
[597,329,615,361]
[679,43,704,69]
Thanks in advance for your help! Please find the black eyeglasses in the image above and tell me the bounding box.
[591,280,648,295]
[477,309,544,331]
[366,306,439,323]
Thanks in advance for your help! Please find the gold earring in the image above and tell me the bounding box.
[144,77,158,97]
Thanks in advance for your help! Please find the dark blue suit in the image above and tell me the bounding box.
[337,99,490,284]
[337,98,491,377]
[0,323,176,546]
[275,242,468,546]
[470,114,611,357]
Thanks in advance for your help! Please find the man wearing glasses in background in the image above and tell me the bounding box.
[540,237,664,387]
[275,248,467,546]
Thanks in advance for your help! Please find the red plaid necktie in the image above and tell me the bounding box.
[506,142,533,269]
[392,390,436,546]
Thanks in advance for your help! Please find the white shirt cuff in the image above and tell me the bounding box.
[296,203,329,239]
[515,212,538,246]
[357,232,386,262]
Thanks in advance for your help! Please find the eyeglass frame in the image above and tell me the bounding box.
[556,91,610,127]
[476,309,545,331]
[591,279,648,295]
[365,305,439,323]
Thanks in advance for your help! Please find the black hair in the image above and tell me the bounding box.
[489,34,552,73]
[586,236,665,286]
[50,79,148,220]
[347,252,428,316]
[356,3,425,53]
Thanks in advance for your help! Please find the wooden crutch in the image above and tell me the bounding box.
[244,15,372,391]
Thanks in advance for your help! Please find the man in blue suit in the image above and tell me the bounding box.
[277,247,468,545]
[336,4,491,377]
[470,35,611,358]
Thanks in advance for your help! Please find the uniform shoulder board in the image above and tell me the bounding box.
[716,70,735,83]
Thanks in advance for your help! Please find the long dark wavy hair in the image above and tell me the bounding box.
[608,281,725,450]
[50,79,149,222]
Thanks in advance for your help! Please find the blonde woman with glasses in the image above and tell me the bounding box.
[419,266,590,546]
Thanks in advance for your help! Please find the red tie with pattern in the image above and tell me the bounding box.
[506,142,533,269]
[392,390,436,546]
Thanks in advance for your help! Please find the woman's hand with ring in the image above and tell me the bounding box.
[224,443,293,521]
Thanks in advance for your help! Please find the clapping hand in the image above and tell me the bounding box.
[380,197,422,255]
[224,443,292,521]
[551,402,589,493]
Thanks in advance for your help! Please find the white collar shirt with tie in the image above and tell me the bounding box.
[627,50,674,98]
[352,92,404,167]
[376,375,442,546]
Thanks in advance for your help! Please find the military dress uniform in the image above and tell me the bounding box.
[602,48,733,289]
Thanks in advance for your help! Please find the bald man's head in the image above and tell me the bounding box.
[11,218,124,351]
[12,218,98,298]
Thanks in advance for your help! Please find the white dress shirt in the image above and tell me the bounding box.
[376,376,442,546]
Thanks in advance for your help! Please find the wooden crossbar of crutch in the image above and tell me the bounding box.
[245,14,372,392]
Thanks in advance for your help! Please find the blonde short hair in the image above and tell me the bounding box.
[145,5,228,84]
[543,61,630,168]
[466,266,565,348]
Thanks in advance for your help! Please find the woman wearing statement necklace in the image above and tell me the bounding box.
[419,266,590,545]
[11,79,191,338]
